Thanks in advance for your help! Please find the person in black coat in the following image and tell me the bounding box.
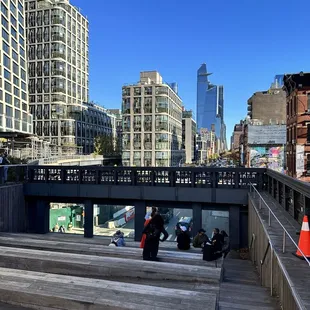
[211,228,223,253]
[142,213,168,260]
[177,226,191,250]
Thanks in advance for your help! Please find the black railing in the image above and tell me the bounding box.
[26,166,265,189]
[266,169,310,224]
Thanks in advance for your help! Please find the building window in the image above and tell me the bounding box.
[3,54,10,69]
[4,81,11,92]
[2,15,9,28]
[144,87,152,95]
[4,69,11,80]
[307,124,310,143]
[2,28,9,42]
[14,86,19,97]
[144,97,152,113]
[11,26,17,39]
[10,1,16,15]
[307,154,310,175]
[13,75,19,86]
[18,1,23,13]
[18,12,23,24]
[5,93,12,105]
[307,94,310,112]
[11,14,17,28]
[1,3,8,18]
[12,50,18,62]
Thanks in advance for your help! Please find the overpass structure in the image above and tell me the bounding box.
[0,165,309,309]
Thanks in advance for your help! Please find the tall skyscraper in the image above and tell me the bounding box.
[25,0,89,152]
[0,0,33,134]
[196,64,226,152]
[122,71,183,167]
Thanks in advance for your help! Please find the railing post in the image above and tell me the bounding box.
[270,248,273,296]
[282,230,286,253]
[268,209,271,226]
[259,196,262,210]
[0,167,4,184]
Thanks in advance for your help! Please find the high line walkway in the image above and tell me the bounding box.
[0,232,280,310]
[249,189,310,310]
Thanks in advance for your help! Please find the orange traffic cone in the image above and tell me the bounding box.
[296,215,310,258]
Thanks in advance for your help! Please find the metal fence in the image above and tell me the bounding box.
[25,166,265,188]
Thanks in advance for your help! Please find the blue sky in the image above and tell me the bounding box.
[72,0,310,141]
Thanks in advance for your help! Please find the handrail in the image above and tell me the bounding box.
[249,183,310,266]
[260,242,271,287]
[260,242,270,266]
[249,233,255,251]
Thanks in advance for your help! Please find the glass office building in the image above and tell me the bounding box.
[196,64,222,138]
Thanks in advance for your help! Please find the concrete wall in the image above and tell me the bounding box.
[0,184,26,232]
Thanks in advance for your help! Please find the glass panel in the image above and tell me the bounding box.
[201,210,229,240]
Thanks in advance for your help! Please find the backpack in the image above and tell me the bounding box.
[146,223,160,241]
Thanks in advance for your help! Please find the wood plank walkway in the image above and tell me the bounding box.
[252,191,310,309]
[219,256,280,310]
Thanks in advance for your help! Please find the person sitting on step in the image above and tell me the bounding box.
[177,226,191,250]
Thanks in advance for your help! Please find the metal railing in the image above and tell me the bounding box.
[26,166,265,188]
[0,164,29,185]
[250,183,310,266]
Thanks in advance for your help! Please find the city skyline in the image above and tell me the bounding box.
[69,0,310,142]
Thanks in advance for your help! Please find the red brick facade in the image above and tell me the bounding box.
[286,84,310,182]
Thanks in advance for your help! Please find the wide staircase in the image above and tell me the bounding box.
[0,233,279,310]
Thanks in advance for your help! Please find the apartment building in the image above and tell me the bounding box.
[77,102,113,154]
[284,73,310,182]
[247,85,286,125]
[25,0,89,152]
[108,108,122,154]
[0,0,33,134]
[182,110,196,164]
[122,71,183,167]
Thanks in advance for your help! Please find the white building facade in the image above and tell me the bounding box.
[122,71,183,167]
[25,0,89,152]
[0,0,33,134]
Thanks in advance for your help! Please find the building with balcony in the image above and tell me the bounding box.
[182,110,196,164]
[0,0,33,134]
[284,73,310,182]
[121,71,183,167]
[25,0,89,153]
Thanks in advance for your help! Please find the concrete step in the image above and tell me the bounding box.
[218,257,280,310]
[0,267,217,310]
[0,245,222,284]
[0,235,223,268]
[0,232,202,252]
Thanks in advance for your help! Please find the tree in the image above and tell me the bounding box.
[94,134,120,157]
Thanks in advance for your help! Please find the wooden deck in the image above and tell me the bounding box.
[0,234,222,268]
[251,191,310,309]
[219,256,280,310]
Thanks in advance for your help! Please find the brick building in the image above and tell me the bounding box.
[247,87,286,125]
[284,73,310,182]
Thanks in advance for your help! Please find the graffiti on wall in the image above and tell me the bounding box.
[249,146,284,172]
